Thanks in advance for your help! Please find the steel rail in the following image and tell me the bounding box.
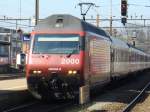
[122,81,150,112]
[2,101,38,112]
[47,102,73,112]
[2,101,73,112]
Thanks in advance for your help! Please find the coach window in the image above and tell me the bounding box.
[117,49,119,62]
[115,48,118,62]
[120,50,123,62]
[0,45,9,56]
[118,50,120,62]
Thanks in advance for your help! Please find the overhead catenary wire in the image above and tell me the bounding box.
[0,20,34,27]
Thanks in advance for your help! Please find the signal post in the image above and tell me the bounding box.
[121,0,128,25]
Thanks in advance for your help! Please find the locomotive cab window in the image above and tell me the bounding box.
[33,34,81,54]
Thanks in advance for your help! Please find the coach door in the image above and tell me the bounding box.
[110,46,115,76]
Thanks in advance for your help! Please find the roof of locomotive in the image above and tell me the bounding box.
[35,14,110,38]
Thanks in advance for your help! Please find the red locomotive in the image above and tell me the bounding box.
[26,14,150,102]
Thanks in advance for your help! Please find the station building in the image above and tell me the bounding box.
[0,27,30,72]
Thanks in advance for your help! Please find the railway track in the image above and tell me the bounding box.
[121,81,150,112]
[2,101,73,112]
[83,71,150,112]
[2,101,38,112]
[2,71,150,112]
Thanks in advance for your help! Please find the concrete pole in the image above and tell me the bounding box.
[110,0,112,36]
[35,0,39,25]
[96,14,99,27]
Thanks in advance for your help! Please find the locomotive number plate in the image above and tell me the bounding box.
[61,59,79,65]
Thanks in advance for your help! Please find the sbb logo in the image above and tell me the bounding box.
[61,59,80,65]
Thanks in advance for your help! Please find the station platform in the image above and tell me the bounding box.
[0,78,27,91]
[0,78,32,111]
[0,72,25,80]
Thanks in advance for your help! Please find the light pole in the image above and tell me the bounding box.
[35,0,39,25]
[95,5,100,27]
[19,0,22,22]
[110,0,112,36]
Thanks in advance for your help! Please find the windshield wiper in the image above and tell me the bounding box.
[66,50,76,58]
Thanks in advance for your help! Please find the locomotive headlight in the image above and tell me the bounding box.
[33,70,42,74]
[33,70,37,74]
[68,70,77,75]
[73,70,77,74]
[68,70,73,74]
[37,70,42,74]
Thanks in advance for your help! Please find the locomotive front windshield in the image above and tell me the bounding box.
[33,34,80,54]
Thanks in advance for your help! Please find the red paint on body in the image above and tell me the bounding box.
[26,31,85,78]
